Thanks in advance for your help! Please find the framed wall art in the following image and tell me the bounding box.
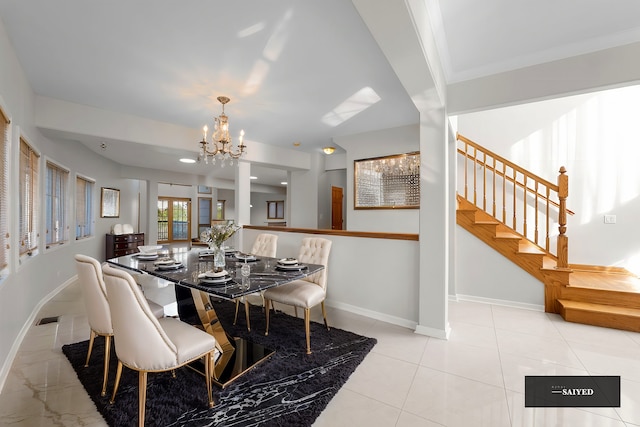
[354,152,420,209]
[100,187,120,218]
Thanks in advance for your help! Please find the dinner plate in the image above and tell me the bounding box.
[234,252,257,261]
[204,270,228,278]
[136,253,158,260]
[156,263,183,270]
[200,276,234,286]
[275,264,308,271]
[278,258,298,265]
[199,250,215,256]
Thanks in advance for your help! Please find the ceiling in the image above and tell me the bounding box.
[2,0,640,186]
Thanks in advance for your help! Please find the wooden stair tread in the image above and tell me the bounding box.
[474,220,500,225]
[495,231,520,240]
[558,299,640,317]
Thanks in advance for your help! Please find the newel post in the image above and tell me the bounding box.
[557,166,569,269]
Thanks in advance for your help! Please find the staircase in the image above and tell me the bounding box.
[457,194,640,333]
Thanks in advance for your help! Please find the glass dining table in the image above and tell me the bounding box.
[107,247,324,387]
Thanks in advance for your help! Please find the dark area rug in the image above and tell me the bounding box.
[62,300,377,426]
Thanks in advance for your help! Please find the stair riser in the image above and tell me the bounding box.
[561,308,640,333]
[561,287,640,310]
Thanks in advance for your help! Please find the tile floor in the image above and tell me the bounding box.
[2,280,640,426]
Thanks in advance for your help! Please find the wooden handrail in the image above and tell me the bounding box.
[457,148,574,216]
[456,133,570,266]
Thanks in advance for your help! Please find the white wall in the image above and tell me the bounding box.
[455,85,640,273]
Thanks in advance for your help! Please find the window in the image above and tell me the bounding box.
[267,200,285,219]
[0,106,10,272]
[76,175,95,239]
[45,160,70,248]
[198,197,212,235]
[216,200,226,220]
[19,137,40,255]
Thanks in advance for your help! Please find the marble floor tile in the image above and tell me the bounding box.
[403,366,511,427]
[342,351,418,409]
[420,339,504,387]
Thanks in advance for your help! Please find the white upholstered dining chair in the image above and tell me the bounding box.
[74,254,114,397]
[263,237,332,354]
[102,265,217,427]
[234,233,278,331]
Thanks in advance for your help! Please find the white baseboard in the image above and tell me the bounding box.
[454,293,544,312]
[325,299,418,330]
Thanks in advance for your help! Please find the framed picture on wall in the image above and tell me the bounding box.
[197,185,212,194]
[100,187,120,218]
[354,152,420,209]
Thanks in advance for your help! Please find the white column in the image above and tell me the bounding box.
[234,161,251,226]
[415,108,451,339]
[146,179,159,244]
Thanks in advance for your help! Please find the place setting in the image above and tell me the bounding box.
[134,245,163,260]
[232,251,258,262]
[275,257,308,271]
[197,269,235,286]
[153,257,184,271]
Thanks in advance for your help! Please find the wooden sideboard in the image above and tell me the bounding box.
[106,233,145,259]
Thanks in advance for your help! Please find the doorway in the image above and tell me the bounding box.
[158,197,191,243]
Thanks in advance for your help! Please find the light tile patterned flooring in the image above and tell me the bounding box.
[2,281,640,426]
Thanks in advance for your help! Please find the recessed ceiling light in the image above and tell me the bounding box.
[293,141,301,147]
[250,176,258,180]
[179,158,196,164]
[281,181,288,185]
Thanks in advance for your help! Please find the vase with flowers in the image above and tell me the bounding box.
[200,222,240,270]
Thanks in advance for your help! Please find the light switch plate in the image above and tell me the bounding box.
[604,215,616,224]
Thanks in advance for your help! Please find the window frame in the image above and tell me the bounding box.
[267,200,285,219]
[75,174,95,240]
[45,158,71,249]
[19,135,41,258]
[0,104,11,277]
[198,196,212,236]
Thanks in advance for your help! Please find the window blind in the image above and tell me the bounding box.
[0,107,9,270]
[76,176,94,239]
[45,161,69,246]
[19,138,40,255]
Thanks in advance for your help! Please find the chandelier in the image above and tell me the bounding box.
[198,96,246,166]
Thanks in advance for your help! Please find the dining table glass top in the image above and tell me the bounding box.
[106,248,324,300]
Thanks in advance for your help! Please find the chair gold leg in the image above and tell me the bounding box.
[101,335,111,397]
[233,299,240,325]
[244,299,251,332]
[85,330,96,367]
[205,352,214,408]
[139,371,147,427]
[304,308,311,354]
[321,301,330,331]
[110,361,123,404]
[265,299,271,336]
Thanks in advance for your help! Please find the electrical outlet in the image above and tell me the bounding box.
[604,215,616,224]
